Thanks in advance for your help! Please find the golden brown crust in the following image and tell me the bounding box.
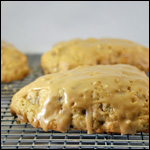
[11,103,149,134]
[1,40,30,83]
[14,116,150,134]
[10,64,149,134]
[41,38,149,74]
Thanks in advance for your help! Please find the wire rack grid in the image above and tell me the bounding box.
[1,54,149,149]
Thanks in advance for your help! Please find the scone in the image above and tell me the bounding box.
[1,40,30,83]
[41,38,149,74]
[10,64,149,134]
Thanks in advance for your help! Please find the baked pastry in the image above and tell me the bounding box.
[41,38,149,74]
[1,40,30,83]
[10,64,149,134]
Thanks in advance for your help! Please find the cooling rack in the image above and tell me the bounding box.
[1,54,149,149]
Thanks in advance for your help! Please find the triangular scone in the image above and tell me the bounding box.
[11,64,149,134]
[41,38,149,74]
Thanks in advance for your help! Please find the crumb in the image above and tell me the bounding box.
[32,69,39,76]
[3,86,9,90]
[8,84,12,88]
[13,88,17,92]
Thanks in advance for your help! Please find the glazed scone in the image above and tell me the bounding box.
[1,40,30,83]
[10,64,149,134]
[41,38,149,74]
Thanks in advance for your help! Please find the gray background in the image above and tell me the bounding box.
[1,1,149,53]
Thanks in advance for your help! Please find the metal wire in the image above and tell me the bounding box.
[1,54,149,149]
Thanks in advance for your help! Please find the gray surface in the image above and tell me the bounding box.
[1,1,149,53]
[1,54,149,149]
